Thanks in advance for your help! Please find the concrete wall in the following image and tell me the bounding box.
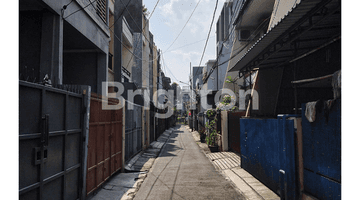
[142,16,150,90]
[217,41,233,90]
[122,42,134,79]
[20,0,110,93]
[192,67,204,90]
[63,52,98,91]
[108,10,115,82]
[221,111,228,151]
[119,0,143,33]
[202,60,217,91]
[132,33,143,87]
[19,11,42,82]
[152,46,158,103]
[42,0,110,53]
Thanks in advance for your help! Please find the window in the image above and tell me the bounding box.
[108,53,113,70]
[96,0,107,23]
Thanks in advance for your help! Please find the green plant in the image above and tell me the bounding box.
[225,76,238,95]
[205,117,218,146]
[221,95,232,105]
[206,109,215,118]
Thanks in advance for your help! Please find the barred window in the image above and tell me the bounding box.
[96,0,107,23]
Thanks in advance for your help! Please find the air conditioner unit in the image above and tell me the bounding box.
[238,30,251,41]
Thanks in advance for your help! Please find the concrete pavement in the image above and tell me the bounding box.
[133,125,245,200]
[186,126,280,200]
[87,124,279,200]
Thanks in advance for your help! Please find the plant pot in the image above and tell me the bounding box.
[200,134,206,143]
[208,145,219,152]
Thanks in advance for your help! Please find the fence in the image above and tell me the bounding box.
[228,111,246,154]
[19,81,88,200]
[240,116,298,199]
[125,101,143,162]
[86,93,123,195]
[301,100,341,200]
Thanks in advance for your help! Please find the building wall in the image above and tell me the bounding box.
[122,43,134,79]
[44,0,110,53]
[108,3,115,82]
[119,0,143,33]
[202,60,217,91]
[152,46,158,103]
[63,52,98,91]
[142,16,150,90]
[19,11,42,83]
[20,0,110,94]
[192,66,204,90]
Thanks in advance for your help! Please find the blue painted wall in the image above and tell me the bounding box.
[240,118,297,199]
[301,99,341,200]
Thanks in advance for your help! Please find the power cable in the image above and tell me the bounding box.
[165,36,215,53]
[193,0,219,85]
[201,16,271,84]
[191,0,244,80]
[109,0,133,29]
[164,0,202,53]
[63,0,97,19]
[147,0,161,20]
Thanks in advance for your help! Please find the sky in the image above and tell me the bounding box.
[143,0,226,88]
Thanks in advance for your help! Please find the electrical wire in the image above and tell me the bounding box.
[192,0,219,83]
[161,51,180,82]
[164,36,215,53]
[147,0,161,20]
[63,0,97,19]
[201,16,271,84]
[163,0,202,53]
[191,0,244,80]
[109,0,133,29]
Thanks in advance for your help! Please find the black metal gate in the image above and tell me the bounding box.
[125,102,143,161]
[19,81,86,200]
[150,111,155,143]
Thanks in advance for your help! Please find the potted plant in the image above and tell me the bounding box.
[198,128,206,143]
[206,109,216,119]
[205,118,219,152]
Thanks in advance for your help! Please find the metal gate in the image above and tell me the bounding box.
[228,111,245,154]
[86,94,123,195]
[125,102,143,161]
[301,100,341,200]
[240,116,297,199]
[150,111,155,143]
[19,81,86,200]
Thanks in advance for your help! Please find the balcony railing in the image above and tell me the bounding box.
[122,17,133,47]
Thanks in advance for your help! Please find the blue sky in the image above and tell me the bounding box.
[143,0,226,88]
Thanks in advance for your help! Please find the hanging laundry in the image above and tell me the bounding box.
[332,70,341,99]
[324,99,336,123]
[305,101,317,123]
[305,100,323,123]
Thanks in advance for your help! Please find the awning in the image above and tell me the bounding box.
[229,0,341,72]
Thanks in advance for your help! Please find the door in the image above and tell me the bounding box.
[19,81,85,200]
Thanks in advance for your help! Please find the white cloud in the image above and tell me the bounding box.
[160,0,180,17]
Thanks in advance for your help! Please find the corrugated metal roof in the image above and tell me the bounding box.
[229,0,340,72]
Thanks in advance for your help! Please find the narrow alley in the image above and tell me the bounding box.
[133,125,244,200]
[18,0,343,199]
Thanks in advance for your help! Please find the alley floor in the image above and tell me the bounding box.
[133,125,245,200]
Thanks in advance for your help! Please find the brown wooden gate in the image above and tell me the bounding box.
[86,93,123,195]
[228,111,245,154]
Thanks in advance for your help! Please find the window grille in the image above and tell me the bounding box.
[96,0,107,23]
